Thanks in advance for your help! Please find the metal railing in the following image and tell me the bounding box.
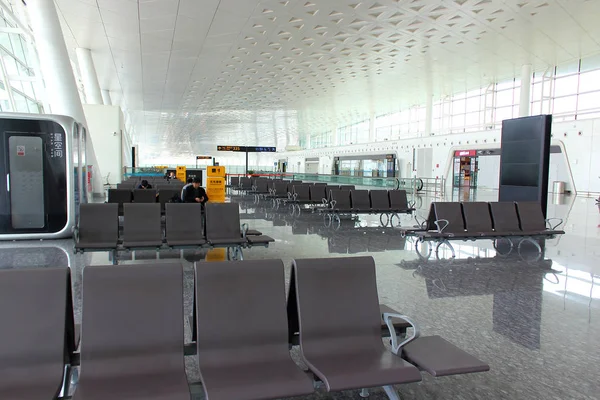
[289,173,399,189]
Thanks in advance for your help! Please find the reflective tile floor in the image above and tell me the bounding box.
[0,189,599,399]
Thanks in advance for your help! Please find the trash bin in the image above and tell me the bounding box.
[553,181,566,194]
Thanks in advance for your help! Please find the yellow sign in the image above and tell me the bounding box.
[176,166,186,182]
[205,248,226,262]
[207,166,226,177]
[207,177,226,202]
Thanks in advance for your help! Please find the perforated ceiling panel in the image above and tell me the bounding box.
[56,0,600,161]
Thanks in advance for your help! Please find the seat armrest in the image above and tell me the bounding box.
[72,225,79,242]
[382,312,420,355]
[408,200,416,208]
[434,219,450,233]
[330,199,337,209]
[414,213,427,228]
[241,223,248,239]
[546,218,563,230]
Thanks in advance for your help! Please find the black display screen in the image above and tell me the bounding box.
[498,115,552,216]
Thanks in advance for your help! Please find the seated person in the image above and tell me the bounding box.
[137,179,153,189]
[183,177,209,204]
[181,178,194,201]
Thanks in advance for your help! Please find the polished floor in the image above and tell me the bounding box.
[1,189,599,399]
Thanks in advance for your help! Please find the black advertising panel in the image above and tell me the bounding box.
[185,169,203,182]
[196,155,212,160]
[498,115,552,217]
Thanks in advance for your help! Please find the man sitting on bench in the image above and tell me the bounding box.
[183,177,209,205]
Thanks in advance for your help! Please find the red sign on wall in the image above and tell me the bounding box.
[454,150,477,157]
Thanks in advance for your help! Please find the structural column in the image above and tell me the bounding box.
[76,47,103,104]
[28,0,103,194]
[425,94,433,136]
[369,112,376,142]
[519,64,532,117]
[101,89,112,105]
[28,0,86,120]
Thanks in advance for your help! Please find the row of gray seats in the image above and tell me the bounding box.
[0,257,488,399]
[108,188,182,209]
[409,201,564,258]
[74,202,273,252]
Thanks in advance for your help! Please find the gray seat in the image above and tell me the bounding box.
[0,267,71,399]
[419,202,467,238]
[339,185,355,190]
[489,202,521,234]
[194,260,315,400]
[75,263,190,400]
[310,185,328,202]
[292,185,311,202]
[240,177,253,190]
[254,179,270,194]
[350,190,371,212]
[402,335,490,377]
[133,189,158,203]
[108,188,132,214]
[165,203,206,247]
[229,176,239,187]
[370,190,391,212]
[272,182,290,198]
[329,189,352,212]
[292,256,422,393]
[123,203,163,248]
[389,190,412,212]
[159,189,181,208]
[247,235,275,245]
[516,202,564,235]
[287,266,411,345]
[75,203,119,250]
[461,202,495,236]
[205,203,246,246]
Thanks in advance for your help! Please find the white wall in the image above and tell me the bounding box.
[305,161,319,174]
[415,148,433,178]
[476,155,500,189]
[83,104,123,185]
[277,117,600,195]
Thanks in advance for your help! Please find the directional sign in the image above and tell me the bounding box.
[196,155,212,160]
[247,146,276,152]
[217,145,244,152]
[217,145,276,152]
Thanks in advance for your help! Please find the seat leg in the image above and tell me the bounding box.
[380,212,389,227]
[360,388,370,398]
[415,237,432,260]
[436,239,455,259]
[333,214,341,230]
[58,364,70,398]
[382,385,401,400]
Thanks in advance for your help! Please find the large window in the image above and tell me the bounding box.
[0,2,44,114]
[337,120,369,145]
[312,54,600,148]
[308,130,332,149]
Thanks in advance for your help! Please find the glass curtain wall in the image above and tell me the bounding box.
[0,1,45,114]
[299,54,600,147]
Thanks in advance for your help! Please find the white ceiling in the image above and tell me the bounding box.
[54,0,600,161]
